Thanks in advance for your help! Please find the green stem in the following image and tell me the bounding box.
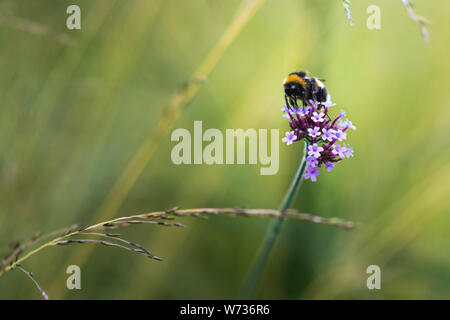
[239,141,308,299]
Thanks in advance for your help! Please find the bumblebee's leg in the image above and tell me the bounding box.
[317,101,325,112]
[284,94,290,109]
[285,94,297,110]
[284,94,292,109]
[290,96,299,109]
[298,96,304,107]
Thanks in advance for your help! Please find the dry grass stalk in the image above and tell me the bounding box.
[0,207,355,281]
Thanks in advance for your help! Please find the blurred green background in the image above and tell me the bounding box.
[1,0,449,299]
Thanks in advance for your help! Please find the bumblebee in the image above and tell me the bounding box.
[283,71,330,108]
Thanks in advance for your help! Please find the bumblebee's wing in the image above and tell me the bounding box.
[315,78,331,103]
[315,78,326,88]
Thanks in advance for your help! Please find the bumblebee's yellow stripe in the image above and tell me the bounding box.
[283,74,306,87]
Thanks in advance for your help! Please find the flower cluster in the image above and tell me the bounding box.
[281,100,356,182]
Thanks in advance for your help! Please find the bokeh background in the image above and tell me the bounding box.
[1,0,449,299]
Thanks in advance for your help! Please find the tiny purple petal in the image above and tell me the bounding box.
[322,128,336,142]
[307,156,319,166]
[325,162,335,172]
[304,166,320,182]
[312,111,325,123]
[334,129,347,141]
[282,131,297,145]
[308,143,324,158]
[332,143,346,158]
[343,144,354,158]
[307,126,321,138]
[322,101,336,108]
[296,106,310,117]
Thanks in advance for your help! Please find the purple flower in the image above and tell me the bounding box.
[281,105,291,119]
[296,106,310,117]
[282,131,297,145]
[347,120,357,131]
[325,162,335,172]
[322,128,335,142]
[308,99,318,110]
[304,166,320,182]
[281,92,355,182]
[343,144,354,158]
[307,126,321,138]
[339,119,357,131]
[307,156,319,166]
[308,143,324,158]
[334,129,347,141]
[311,111,325,123]
[322,101,336,108]
[332,143,346,158]
[291,106,301,113]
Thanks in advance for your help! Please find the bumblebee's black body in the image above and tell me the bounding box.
[283,71,329,108]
